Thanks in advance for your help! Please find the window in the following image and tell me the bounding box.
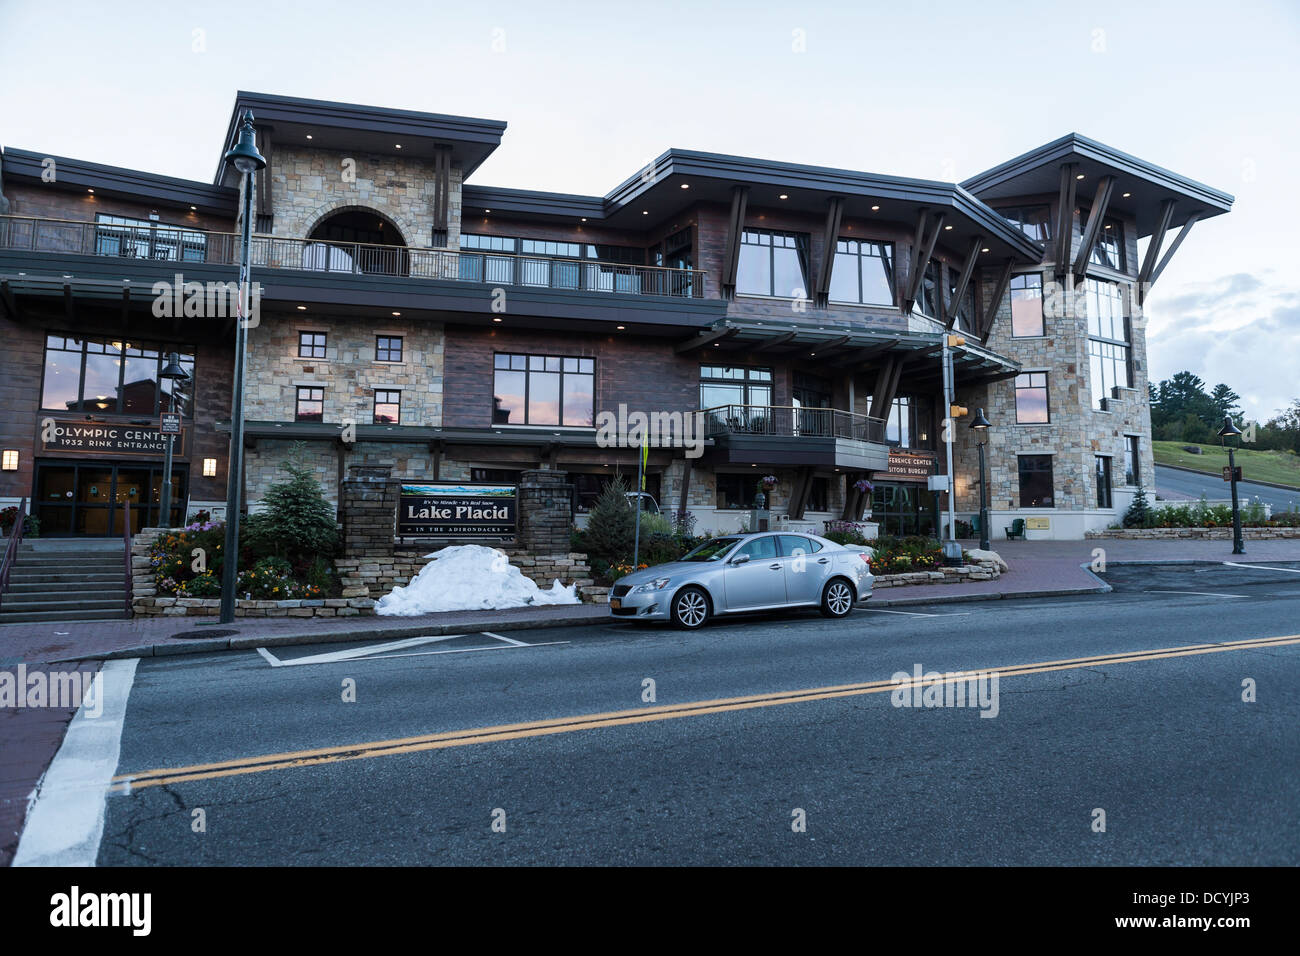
[1096,456,1114,509]
[1085,279,1130,407]
[40,334,195,416]
[373,390,400,425]
[715,474,754,510]
[1010,273,1045,337]
[737,230,809,298]
[828,239,895,306]
[913,261,940,317]
[807,476,829,512]
[1124,436,1141,486]
[997,205,1052,242]
[778,534,824,556]
[700,365,773,411]
[734,535,778,560]
[460,233,647,291]
[94,213,207,262]
[376,336,403,363]
[949,268,977,332]
[1014,372,1050,424]
[492,353,594,426]
[885,396,911,447]
[298,332,327,359]
[295,386,324,422]
[1018,455,1054,508]
[1090,218,1125,271]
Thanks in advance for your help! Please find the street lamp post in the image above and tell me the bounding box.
[219,111,266,624]
[970,408,991,552]
[1218,417,1246,556]
[158,353,189,527]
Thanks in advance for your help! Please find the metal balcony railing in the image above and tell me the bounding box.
[701,405,887,443]
[0,215,708,299]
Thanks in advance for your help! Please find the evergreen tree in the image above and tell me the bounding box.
[1209,383,1242,422]
[583,476,635,565]
[1123,485,1154,529]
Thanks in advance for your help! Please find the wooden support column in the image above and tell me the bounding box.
[1137,198,1176,301]
[1054,163,1078,277]
[944,236,983,329]
[720,185,750,300]
[980,258,1015,343]
[430,146,452,244]
[787,466,815,520]
[867,357,899,420]
[814,197,845,307]
[254,124,273,231]
[1147,212,1201,290]
[903,210,945,313]
[1073,175,1116,279]
[428,439,444,479]
[676,458,693,517]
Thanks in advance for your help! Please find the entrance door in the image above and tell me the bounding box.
[33,461,188,536]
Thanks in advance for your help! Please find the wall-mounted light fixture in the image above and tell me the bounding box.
[203,458,218,478]
[1,449,18,471]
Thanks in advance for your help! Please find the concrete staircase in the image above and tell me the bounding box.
[0,541,130,624]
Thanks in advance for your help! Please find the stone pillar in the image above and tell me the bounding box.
[516,469,574,555]
[340,465,398,558]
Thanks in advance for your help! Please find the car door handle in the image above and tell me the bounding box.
[769,563,782,570]
[817,558,830,564]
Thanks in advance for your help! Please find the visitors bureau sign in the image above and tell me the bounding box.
[397,483,517,536]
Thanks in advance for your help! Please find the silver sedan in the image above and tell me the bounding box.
[608,531,874,629]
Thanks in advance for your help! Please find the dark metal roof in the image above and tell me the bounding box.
[215,91,507,186]
[960,133,1234,237]
[2,147,238,218]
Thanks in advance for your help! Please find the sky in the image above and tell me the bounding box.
[1,0,1296,422]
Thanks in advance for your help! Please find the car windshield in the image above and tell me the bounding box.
[679,537,742,562]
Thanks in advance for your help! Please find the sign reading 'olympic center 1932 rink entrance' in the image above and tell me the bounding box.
[397,483,518,536]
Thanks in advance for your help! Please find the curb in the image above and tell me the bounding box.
[1156,461,1300,493]
[57,608,609,663]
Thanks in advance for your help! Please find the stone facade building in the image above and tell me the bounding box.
[0,93,1232,541]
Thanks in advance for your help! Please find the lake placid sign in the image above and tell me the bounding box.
[397,483,518,536]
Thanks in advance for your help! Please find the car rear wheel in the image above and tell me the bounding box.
[670,586,711,629]
[820,578,855,618]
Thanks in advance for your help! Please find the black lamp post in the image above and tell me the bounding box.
[1218,417,1246,555]
[219,110,266,624]
[158,352,189,527]
[970,408,991,551]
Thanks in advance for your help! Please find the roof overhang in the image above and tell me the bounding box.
[2,147,238,218]
[215,92,507,186]
[960,133,1233,237]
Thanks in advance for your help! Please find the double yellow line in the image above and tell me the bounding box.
[111,634,1300,793]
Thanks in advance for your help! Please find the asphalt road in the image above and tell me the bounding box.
[90,561,1300,865]
[1155,463,1300,512]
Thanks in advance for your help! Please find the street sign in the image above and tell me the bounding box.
[1222,466,1242,482]
[159,412,182,436]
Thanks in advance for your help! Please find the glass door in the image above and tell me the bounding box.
[32,461,188,536]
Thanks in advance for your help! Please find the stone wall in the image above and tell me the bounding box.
[517,470,574,555]
[871,554,1004,589]
[1086,527,1300,540]
[341,465,399,557]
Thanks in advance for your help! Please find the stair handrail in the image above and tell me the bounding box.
[123,497,133,616]
[0,497,30,612]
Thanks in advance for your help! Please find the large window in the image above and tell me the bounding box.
[1014,372,1050,424]
[295,387,324,422]
[1017,455,1054,508]
[1124,436,1141,486]
[459,234,646,292]
[40,334,195,416]
[373,390,400,425]
[1090,218,1125,271]
[492,353,594,426]
[1085,278,1130,407]
[715,473,755,510]
[94,214,207,262]
[885,396,911,447]
[737,230,809,298]
[1096,456,1113,509]
[700,365,773,411]
[1010,273,1045,337]
[828,239,894,306]
[998,205,1052,242]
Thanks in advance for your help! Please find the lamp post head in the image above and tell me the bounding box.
[223,110,266,173]
[970,408,992,431]
[1218,417,1242,442]
[160,352,189,380]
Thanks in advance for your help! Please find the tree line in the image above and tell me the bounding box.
[1149,371,1300,452]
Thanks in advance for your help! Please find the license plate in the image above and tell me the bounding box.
[610,598,621,610]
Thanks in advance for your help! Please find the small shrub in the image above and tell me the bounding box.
[1122,486,1154,529]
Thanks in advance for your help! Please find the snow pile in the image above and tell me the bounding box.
[375,544,579,616]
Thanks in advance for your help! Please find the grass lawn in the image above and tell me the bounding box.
[1153,440,1300,488]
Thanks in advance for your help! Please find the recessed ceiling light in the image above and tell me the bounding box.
[616,325,626,330]
[395,144,402,149]
[391,311,401,316]
[484,208,491,213]
[680,183,690,189]
[779,194,789,200]
[1076,173,1086,180]
[492,316,502,323]
[871,205,880,211]
[1122,192,1131,198]
[944,225,953,230]
[713,342,719,347]
[981,247,990,252]
[306,134,313,140]
[87,188,94,194]
[581,217,587,222]
[296,305,307,311]
[642,210,649,215]
[810,352,816,356]
[190,205,197,211]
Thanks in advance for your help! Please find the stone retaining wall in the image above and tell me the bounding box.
[1086,527,1300,540]
[871,557,1004,589]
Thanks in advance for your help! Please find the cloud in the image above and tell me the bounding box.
[1146,274,1299,422]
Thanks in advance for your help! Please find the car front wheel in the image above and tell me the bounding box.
[670,586,711,629]
[820,578,855,618]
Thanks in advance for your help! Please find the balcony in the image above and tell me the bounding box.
[0,215,708,299]
[701,404,889,470]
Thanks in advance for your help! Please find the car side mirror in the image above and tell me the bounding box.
[730,553,750,565]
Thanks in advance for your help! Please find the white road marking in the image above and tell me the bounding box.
[1145,589,1247,598]
[313,640,571,663]
[13,658,138,867]
[481,630,528,646]
[1223,562,1300,575]
[258,634,467,667]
